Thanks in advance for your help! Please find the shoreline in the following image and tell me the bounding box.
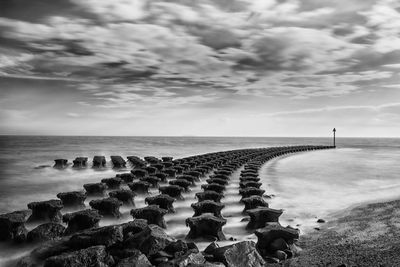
[285,198,400,266]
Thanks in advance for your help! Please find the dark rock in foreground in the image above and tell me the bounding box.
[246,207,283,229]
[27,223,65,243]
[89,197,122,218]
[68,225,123,250]
[186,213,226,241]
[130,205,168,228]
[115,249,152,267]
[0,210,31,242]
[63,209,102,235]
[159,185,184,200]
[27,199,63,223]
[56,191,86,208]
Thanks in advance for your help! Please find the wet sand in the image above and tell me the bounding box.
[282,199,400,266]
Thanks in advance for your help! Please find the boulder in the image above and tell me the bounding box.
[162,157,173,162]
[56,191,86,208]
[209,174,229,181]
[159,185,184,200]
[117,173,135,183]
[191,201,225,218]
[214,170,231,176]
[123,224,176,256]
[239,187,265,199]
[205,241,265,267]
[27,223,65,243]
[163,168,176,178]
[0,210,30,242]
[201,183,225,193]
[186,213,226,241]
[140,176,161,187]
[83,183,107,196]
[246,207,283,229]
[43,245,114,267]
[27,200,63,223]
[130,205,168,228]
[31,237,72,260]
[154,172,168,182]
[54,159,68,169]
[239,181,262,189]
[176,175,197,185]
[101,177,122,189]
[72,157,88,168]
[127,181,151,194]
[93,156,106,168]
[115,249,152,267]
[63,209,102,235]
[119,219,148,238]
[67,225,123,249]
[166,252,206,267]
[144,166,157,175]
[145,194,175,213]
[131,169,147,178]
[241,196,269,212]
[184,171,202,180]
[89,198,122,218]
[109,190,136,206]
[151,163,165,171]
[169,179,191,191]
[127,156,146,168]
[255,224,300,258]
[111,156,126,168]
[144,156,160,164]
[195,191,224,203]
[206,178,228,186]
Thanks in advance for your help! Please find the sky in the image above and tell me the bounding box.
[0,0,399,137]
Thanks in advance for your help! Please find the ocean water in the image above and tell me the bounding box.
[0,136,399,264]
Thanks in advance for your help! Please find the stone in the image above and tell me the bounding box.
[140,176,161,187]
[169,252,206,267]
[101,177,122,189]
[209,174,229,181]
[127,156,146,168]
[27,223,65,243]
[68,225,123,249]
[56,191,86,208]
[127,181,151,194]
[27,200,63,223]
[123,224,176,256]
[31,237,71,260]
[115,250,152,267]
[239,181,262,189]
[162,157,173,162]
[206,241,265,267]
[131,169,147,178]
[144,156,160,164]
[241,196,268,212]
[239,187,265,199]
[177,175,197,185]
[145,194,175,213]
[144,166,157,175]
[93,156,106,168]
[317,218,326,223]
[111,155,126,168]
[72,157,88,168]
[54,159,68,169]
[130,205,168,228]
[0,210,30,242]
[154,172,168,182]
[191,200,225,218]
[269,238,289,251]
[214,170,231,176]
[239,177,260,182]
[120,219,148,238]
[274,250,287,261]
[195,191,224,203]
[89,197,122,218]
[184,171,202,180]
[163,168,176,178]
[186,213,226,241]
[201,183,225,193]
[83,183,107,196]
[159,185,184,200]
[109,190,136,206]
[246,207,283,229]
[169,179,191,191]
[117,173,135,183]
[63,209,102,235]
[43,245,114,267]
[206,178,228,186]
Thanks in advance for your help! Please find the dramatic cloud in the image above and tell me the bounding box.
[0,0,399,136]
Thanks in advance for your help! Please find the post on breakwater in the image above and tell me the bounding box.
[333,128,336,148]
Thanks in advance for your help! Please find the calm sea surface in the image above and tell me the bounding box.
[0,136,399,264]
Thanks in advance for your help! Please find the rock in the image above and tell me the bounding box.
[127,181,151,194]
[144,156,160,164]
[0,210,30,242]
[239,177,260,182]
[169,179,191,191]
[43,245,114,267]
[115,250,152,267]
[241,196,268,212]
[117,173,135,183]
[93,156,106,168]
[56,191,86,208]
[184,171,202,180]
[111,156,126,168]
[124,224,176,256]
[317,218,326,223]
[206,178,228,186]
[72,157,88,168]
[206,241,265,267]
[214,170,231,176]
[246,207,283,229]
[120,219,148,238]
[140,176,161,187]
[239,187,265,199]
[268,238,289,251]
[201,183,225,193]
[239,181,262,189]
[196,191,224,203]
[169,252,206,267]
[177,175,197,185]
[274,250,287,261]
[145,194,175,213]
[186,213,226,241]
[159,185,184,200]
[54,159,68,169]
[144,166,157,175]
[27,200,63,223]
[130,205,168,228]
[101,177,122,189]
[63,209,102,235]
[255,224,300,257]
[164,240,192,257]
[89,197,122,218]
[163,168,176,178]
[31,237,72,260]
[191,200,225,218]
[109,190,136,206]
[154,172,168,182]
[127,156,146,168]
[83,183,107,196]
[27,223,65,243]
[131,169,147,178]
[68,225,123,249]
[209,174,229,181]
[162,157,173,162]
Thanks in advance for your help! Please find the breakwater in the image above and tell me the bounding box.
[0,145,334,266]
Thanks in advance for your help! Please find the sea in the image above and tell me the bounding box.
[0,136,399,265]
